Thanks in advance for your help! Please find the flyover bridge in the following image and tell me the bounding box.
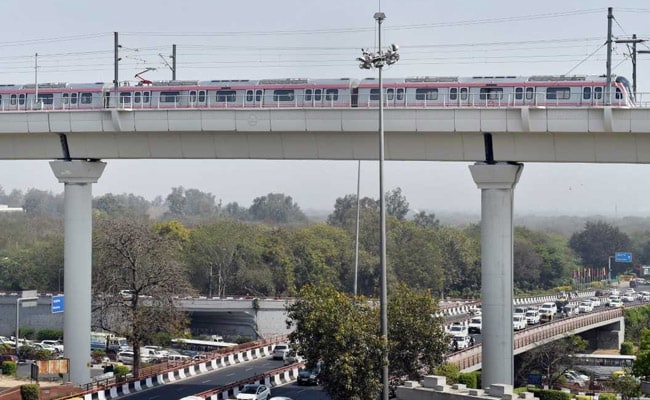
[448,308,625,372]
[3,104,649,386]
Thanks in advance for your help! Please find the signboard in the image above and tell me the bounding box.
[37,359,69,375]
[615,252,632,263]
[52,295,64,314]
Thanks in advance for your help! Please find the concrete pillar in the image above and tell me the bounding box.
[469,162,523,388]
[50,160,106,385]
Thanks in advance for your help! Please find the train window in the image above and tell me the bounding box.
[38,93,54,105]
[134,92,141,104]
[273,89,294,102]
[160,91,180,103]
[256,90,262,102]
[325,89,339,101]
[246,90,254,102]
[305,89,312,101]
[71,93,78,104]
[62,93,69,104]
[19,94,25,105]
[594,87,603,100]
[546,87,571,100]
[315,89,322,101]
[0,95,2,105]
[515,88,523,100]
[583,87,591,100]
[479,87,503,100]
[615,87,623,100]
[525,87,534,100]
[199,91,206,102]
[370,89,380,101]
[460,87,468,100]
[397,88,404,100]
[386,88,394,101]
[80,92,93,104]
[120,92,131,105]
[10,94,16,105]
[416,88,439,101]
[189,91,197,103]
[216,90,237,103]
[143,91,150,103]
[450,88,458,100]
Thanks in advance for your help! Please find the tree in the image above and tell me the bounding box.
[286,284,383,400]
[388,283,447,382]
[93,217,190,377]
[516,335,588,388]
[286,283,447,399]
[385,187,409,220]
[569,221,631,274]
[412,211,440,230]
[23,189,63,216]
[166,187,187,216]
[94,193,151,217]
[609,374,641,400]
[249,193,307,223]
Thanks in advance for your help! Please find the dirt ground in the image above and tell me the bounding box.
[0,375,63,391]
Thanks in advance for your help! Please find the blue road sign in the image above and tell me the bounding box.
[52,295,64,314]
[615,252,632,263]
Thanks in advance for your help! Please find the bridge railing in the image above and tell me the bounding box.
[448,307,624,371]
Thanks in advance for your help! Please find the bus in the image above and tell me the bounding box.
[571,353,636,378]
[170,338,238,355]
[90,332,129,352]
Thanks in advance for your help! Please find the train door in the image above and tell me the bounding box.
[383,88,405,107]
[449,87,470,106]
[245,89,264,107]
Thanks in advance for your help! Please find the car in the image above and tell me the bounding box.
[609,297,623,307]
[468,317,482,333]
[578,301,593,313]
[513,306,527,316]
[32,343,58,354]
[117,350,134,365]
[539,302,558,316]
[513,315,527,331]
[621,293,636,302]
[525,310,540,325]
[236,383,271,400]
[297,362,323,385]
[641,291,650,302]
[562,304,577,317]
[272,343,291,360]
[590,297,602,308]
[40,340,64,353]
[450,335,473,351]
[447,322,468,337]
[564,371,586,387]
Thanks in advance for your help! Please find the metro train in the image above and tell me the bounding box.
[0,74,634,111]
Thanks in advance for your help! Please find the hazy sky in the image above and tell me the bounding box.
[1,0,650,216]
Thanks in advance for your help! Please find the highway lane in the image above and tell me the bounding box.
[121,356,287,400]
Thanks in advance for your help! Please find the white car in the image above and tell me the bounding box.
[525,310,540,325]
[450,335,472,351]
[512,314,528,331]
[447,323,468,337]
[578,301,593,313]
[40,340,64,353]
[513,315,527,331]
[589,297,602,308]
[539,302,558,316]
[272,343,291,360]
[236,383,271,400]
[609,297,623,307]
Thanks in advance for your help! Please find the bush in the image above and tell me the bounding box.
[598,393,617,400]
[576,395,592,400]
[621,341,634,355]
[1,361,17,376]
[36,329,63,341]
[114,365,130,378]
[459,372,479,388]
[527,388,571,400]
[17,327,35,340]
[434,363,460,385]
[20,383,39,400]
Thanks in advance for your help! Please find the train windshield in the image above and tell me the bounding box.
[615,76,634,104]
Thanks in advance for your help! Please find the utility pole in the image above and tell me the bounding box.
[114,32,120,107]
[605,7,613,105]
[172,44,176,80]
[159,45,177,80]
[615,34,646,100]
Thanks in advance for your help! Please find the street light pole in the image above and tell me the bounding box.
[608,256,613,284]
[357,12,399,400]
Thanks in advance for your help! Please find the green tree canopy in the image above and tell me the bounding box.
[569,221,631,274]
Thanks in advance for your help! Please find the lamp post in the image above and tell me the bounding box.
[58,268,64,293]
[608,256,614,284]
[357,11,399,400]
